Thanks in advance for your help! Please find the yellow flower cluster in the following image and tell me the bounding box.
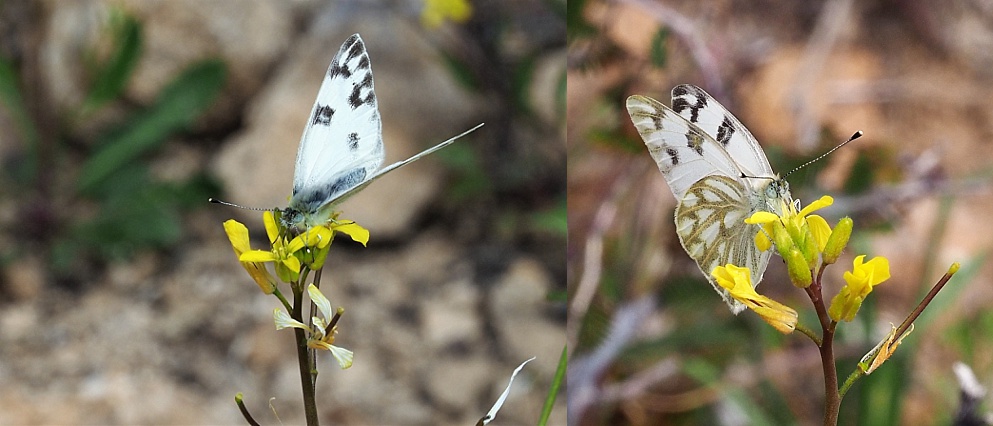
[223,210,369,367]
[421,0,473,29]
[711,195,891,333]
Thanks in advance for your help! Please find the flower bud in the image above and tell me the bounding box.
[787,248,812,288]
[823,217,853,265]
[772,220,795,259]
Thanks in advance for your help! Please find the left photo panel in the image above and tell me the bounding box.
[0,1,565,424]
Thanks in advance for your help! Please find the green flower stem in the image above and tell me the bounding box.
[292,280,319,426]
[838,369,864,400]
[795,323,821,346]
[272,287,292,312]
[234,393,261,426]
[805,270,840,426]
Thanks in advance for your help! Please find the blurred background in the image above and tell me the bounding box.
[568,0,993,424]
[0,0,565,424]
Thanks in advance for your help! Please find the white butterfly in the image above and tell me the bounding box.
[279,33,482,232]
[626,85,791,314]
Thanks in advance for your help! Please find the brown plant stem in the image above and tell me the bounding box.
[292,281,320,425]
[896,267,955,339]
[805,271,840,426]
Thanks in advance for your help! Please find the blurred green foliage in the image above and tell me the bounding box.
[434,1,568,242]
[0,12,224,274]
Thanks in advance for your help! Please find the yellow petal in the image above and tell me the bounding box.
[754,229,772,252]
[334,222,370,247]
[263,211,279,244]
[711,264,752,293]
[223,220,251,255]
[752,303,799,334]
[806,215,832,251]
[286,234,307,254]
[243,261,276,294]
[240,250,278,263]
[859,256,891,286]
[281,256,301,274]
[745,211,780,224]
[799,195,833,217]
[301,226,334,249]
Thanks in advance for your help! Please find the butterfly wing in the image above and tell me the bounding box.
[675,175,772,314]
[626,95,745,198]
[628,88,780,314]
[320,123,485,207]
[289,34,384,215]
[669,84,775,178]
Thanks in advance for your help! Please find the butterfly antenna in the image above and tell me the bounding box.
[783,131,863,179]
[208,198,270,211]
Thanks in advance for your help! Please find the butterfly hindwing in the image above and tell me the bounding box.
[675,175,771,313]
[290,34,384,214]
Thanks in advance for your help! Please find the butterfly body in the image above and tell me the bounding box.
[627,85,792,313]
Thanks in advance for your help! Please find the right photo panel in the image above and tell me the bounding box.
[568,1,993,425]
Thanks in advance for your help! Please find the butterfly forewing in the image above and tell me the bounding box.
[626,95,742,198]
[291,34,384,214]
[669,85,774,178]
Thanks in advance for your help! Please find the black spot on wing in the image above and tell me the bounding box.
[356,55,370,71]
[345,37,365,63]
[716,115,734,147]
[671,85,707,123]
[348,132,359,151]
[686,133,704,156]
[328,35,365,79]
[348,73,375,110]
[312,104,334,126]
[666,147,679,165]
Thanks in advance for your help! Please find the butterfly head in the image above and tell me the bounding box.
[765,177,790,200]
[278,207,305,234]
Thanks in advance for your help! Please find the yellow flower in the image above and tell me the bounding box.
[747,195,834,256]
[828,255,891,322]
[711,265,798,334]
[223,219,276,294]
[294,218,370,270]
[421,0,472,29]
[240,211,306,282]
[274,284,353,369]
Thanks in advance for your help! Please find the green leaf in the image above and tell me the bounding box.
[78,59,227,193]
[512,54,536,116]
[537,345,567,426]
[80,13,142,116]
[438,49,480,92]
[0,55,40,181]
[650,28,669,68]
[567,0,596,40]
[529,196,566,236]
[842,151,874,194]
